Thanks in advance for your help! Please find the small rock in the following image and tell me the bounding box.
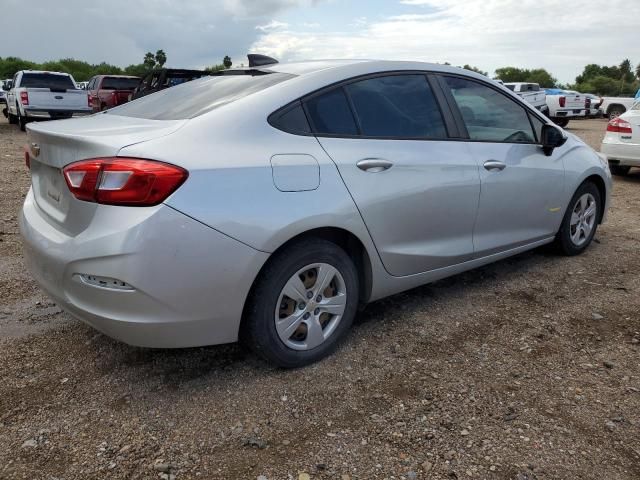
[443,450,456,461]
[407,471,417,480]
[257,476,268,480]
[490,465,497,471]
[281,439,290,446]
[119,445,132,454]
[298,473,310,480]
[591,312,604,320]
[153,463,171,473]
[22,439,37,448]
[341,475,351,480]
[422,461,433,472]
[603,361,615,369]
[243,436,267,449]
[461,429,470,436]
[605,420,616,431]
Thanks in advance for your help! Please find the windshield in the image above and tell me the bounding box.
[107,72,294,120]
[504,84,516,91]
[101,77,140,90]
[21,73,76,89]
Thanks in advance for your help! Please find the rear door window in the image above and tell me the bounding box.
[443,76,536,143]
[345,74,447,138]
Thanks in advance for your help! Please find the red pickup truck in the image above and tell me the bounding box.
[87,75,140,112]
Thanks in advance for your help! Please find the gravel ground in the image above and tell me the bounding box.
[0,117,639,480]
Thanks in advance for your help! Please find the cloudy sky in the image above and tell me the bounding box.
[2,0,638,83]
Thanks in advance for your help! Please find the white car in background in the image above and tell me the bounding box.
[601,101,640,175]
[600,97,637,119]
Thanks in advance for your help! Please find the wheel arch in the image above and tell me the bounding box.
[606,103,626,115]
[240,226,374,335]
[583,174,607,224]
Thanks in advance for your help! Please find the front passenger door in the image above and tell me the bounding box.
[439,75,565,257]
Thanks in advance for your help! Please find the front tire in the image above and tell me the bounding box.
[555,182,601,256]
[242,238,359,368]
[610,165,630,176]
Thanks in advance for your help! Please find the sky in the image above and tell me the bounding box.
[1,0,639,84]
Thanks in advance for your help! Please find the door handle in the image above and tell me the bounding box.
[483,160,506,172]
[356,159,394,173]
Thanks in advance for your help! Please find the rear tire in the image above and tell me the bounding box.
[554,182,601,256]
[553,118,569,128]
[242,238,359,368]
[17,106,27,131]
[608,106,625,119]
[610,165,631,176]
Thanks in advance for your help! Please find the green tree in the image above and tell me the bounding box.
[155,49,167,68]
[143,52,156,69]
[223,55,232,69]
[636,63,640,80]
[494,67,557,87]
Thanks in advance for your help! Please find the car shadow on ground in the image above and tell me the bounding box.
[83,243,563,388]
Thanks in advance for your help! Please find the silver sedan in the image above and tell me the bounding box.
[20,59,612,367]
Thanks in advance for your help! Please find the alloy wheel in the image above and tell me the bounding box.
[569,193,597,247]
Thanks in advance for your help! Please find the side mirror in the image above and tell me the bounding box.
[541,124,567,156]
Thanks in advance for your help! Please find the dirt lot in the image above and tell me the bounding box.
[0,117,639,480]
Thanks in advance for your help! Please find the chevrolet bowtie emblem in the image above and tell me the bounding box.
[30,143,40,158]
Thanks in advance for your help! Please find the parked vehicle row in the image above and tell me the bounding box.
[87,75,140,112]
[20,58,611,367]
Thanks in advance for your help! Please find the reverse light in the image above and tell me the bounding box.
[63,158,188,206]
[20,91,29,105]
[607,117,633,134]
[559,96,566,108]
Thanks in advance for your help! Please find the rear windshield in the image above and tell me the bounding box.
[101,77,140,90]
[108,72,294,120]
[21,73,76,90]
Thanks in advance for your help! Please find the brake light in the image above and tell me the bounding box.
[111,91,118,106]
[559,96,566,108]
[607,118,633,134]
[88,93,92,108]
[585,98,591,109]
[20,91,29,105]
[62,158,188,206]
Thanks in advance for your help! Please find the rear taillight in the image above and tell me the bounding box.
[607,118,633,134]
[111,91,118,106]
[62,158,188,206]
[585,98,591,109]
[88,93,92,108]
[20,91,29,105]
[559,96,566,108]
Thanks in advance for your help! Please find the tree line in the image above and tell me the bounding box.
[0,50,233,82]
[1,52,638,97]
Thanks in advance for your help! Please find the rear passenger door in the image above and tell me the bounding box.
[305,73,481,277]
[438,75,565,257]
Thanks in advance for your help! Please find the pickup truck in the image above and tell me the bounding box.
[6,70,92,131]
[544,89,586,127]
[600,97,637,119]
[503,82,548,114]
[87,75,140,112]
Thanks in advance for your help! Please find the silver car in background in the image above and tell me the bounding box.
[20,59,612,367]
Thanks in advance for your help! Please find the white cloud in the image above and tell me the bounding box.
[250,0,640,83]
[256,20,290,32]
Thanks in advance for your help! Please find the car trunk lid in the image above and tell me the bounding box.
[26,114,186,235]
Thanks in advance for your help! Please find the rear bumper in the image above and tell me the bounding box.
[601,142,640,166]
[553,109,585,118]
[23,107,92,119]
[19,190,269,347]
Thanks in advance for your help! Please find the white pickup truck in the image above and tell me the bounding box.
[504,82,548,114]
[6,70,92,131]
[544,89,587,128]
[600,97,637,119]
